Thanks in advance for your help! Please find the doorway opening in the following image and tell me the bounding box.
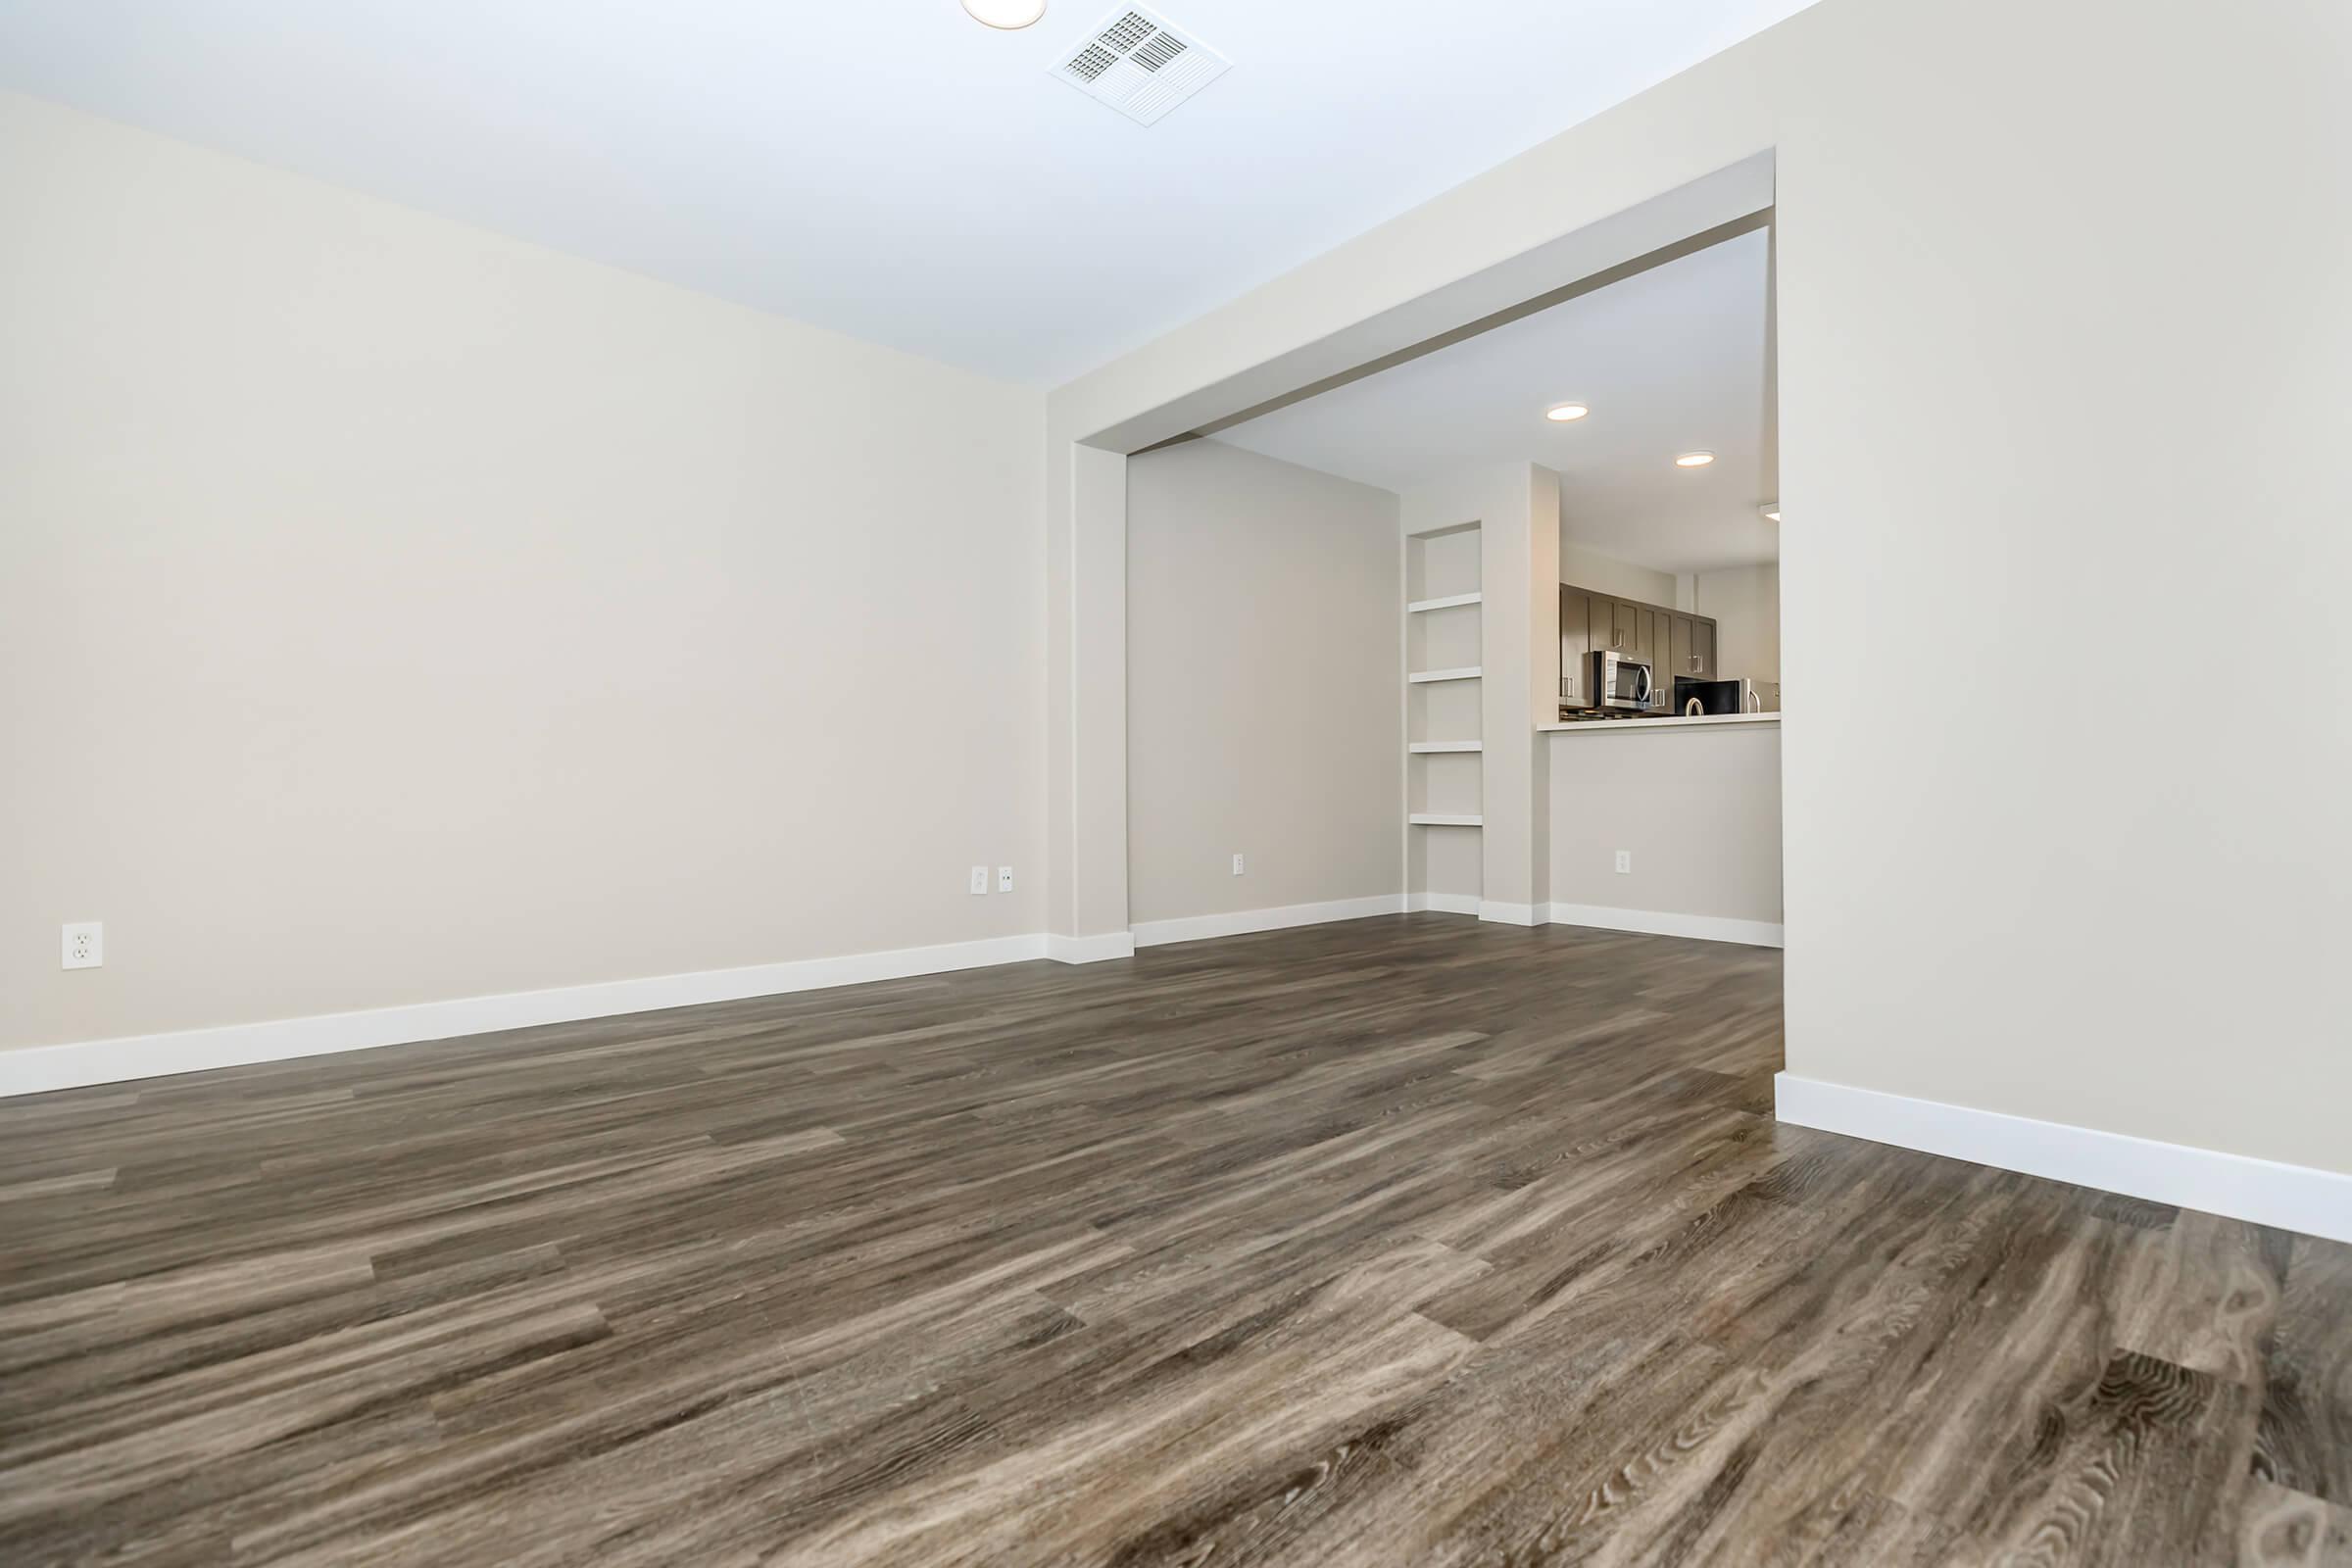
[1118,164,1783,951]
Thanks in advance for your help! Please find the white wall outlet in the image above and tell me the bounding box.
[997,865,1014,893]
[62,920,103,969]
[1614,850,1633,875]
[1232,853,1246,876]
[968,865,989,895]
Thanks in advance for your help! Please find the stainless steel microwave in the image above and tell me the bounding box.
[1590,649,1654,710]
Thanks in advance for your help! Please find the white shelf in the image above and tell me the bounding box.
[1406,666,1482,684]
[1408,813,1484,827]
[1408,741,1482,754]
[1406,592,1483,614]
[1404,519,1482,542]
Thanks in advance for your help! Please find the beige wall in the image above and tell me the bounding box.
[1047,0,2352,1176]
[1558,539,1677,606]
[1693,564,1779,684]
[1547,726,1783,926]
[0,93,1047,1053]
[1769,0,2347,1177]
[1125,441,1400,925]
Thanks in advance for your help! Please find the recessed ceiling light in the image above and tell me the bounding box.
[1760,503,1782,522]
[1675,451,1716,467]
[962,0,1046,27]
[1544,403,1589,422]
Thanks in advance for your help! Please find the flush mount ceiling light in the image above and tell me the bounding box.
[1761,503,1783,522]
[1544,403,1590,422]
[1675,451,1716,467]
[963,0,1047,27]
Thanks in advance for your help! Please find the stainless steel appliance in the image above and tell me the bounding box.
[1589,649,1653,711]
[1674,676,1778,715]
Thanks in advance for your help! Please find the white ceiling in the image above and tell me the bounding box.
[0,1,1817,386]
[1213,227,1777,573]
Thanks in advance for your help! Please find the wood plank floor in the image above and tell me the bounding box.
[2,915,2345,1566]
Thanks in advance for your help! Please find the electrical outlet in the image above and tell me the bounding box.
[1614,850,1632,875]
[968,865,989,895]
[1232,853,1246,876]
[997,865,1013,893]
[62,921,103,969]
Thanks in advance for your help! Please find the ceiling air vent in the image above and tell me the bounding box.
[1051,6,1231,125]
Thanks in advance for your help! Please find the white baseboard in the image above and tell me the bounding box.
[1546,903,1785,948]
[0,934,1051,1099]
[1132,894,1405,949]
[1775,1072,2352,1245]
[1406,892,1481,915]
[1478,901,1545,926]
[1044,931,1136,964]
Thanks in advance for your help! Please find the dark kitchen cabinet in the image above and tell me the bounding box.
[1558,581,1720,713]
[1558,588,1592,701]
[1667,613,1719,683]
[1589,594,1619,653]
[1647,609,1673,710]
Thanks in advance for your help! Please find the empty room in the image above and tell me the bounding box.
[2,2,2347,1564]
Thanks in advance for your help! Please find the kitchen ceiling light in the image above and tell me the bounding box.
[1675,451,1716,467]
[963,0,1047,27]
[1761,503,1782,522]
[1544,403,1589,422]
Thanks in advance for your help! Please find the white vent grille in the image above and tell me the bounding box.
[1051,6,1231,125]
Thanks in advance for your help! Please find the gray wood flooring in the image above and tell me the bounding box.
[1,915,2345,1565]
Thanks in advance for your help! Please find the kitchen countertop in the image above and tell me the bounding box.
[1539,712,1781,734]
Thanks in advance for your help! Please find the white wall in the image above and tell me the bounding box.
[1548,726,1782,926]
[1693,564,1779,684]
[1558,538,1677,606]
[0,93,1046,1054]
[1047,0,2352,1178]
[1125,441,1400,926]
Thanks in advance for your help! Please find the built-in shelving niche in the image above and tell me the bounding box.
[1409,751,1483,819]
[1403,521,1483,909]
[1406,603,1480,681]
[1405,522,1481,605]
[1407,677,1481,748]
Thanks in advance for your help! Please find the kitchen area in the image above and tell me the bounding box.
[1542,555,1784,946]
[1209,213,1786,944]
[1557,575,1779,721]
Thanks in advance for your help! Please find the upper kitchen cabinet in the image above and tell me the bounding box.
[1668,614,1718,682]
[1648,609,1673,704]
[1559,580,1722,713]
[1591,594,1620,654]
[1613,600,1644,658]
[1559,587,1592,702]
